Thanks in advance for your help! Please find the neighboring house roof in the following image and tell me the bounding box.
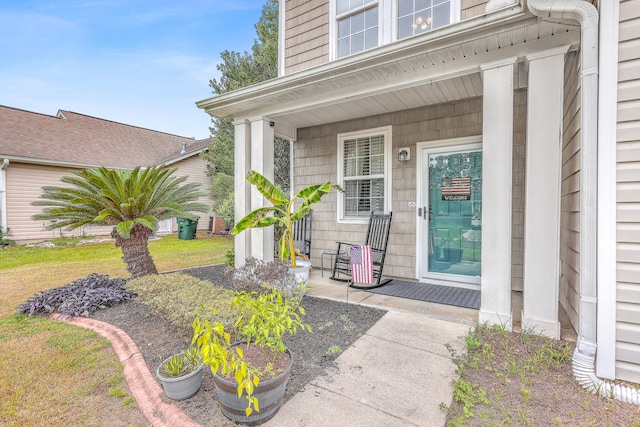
[158,137,212,166]
[0,105,209,168]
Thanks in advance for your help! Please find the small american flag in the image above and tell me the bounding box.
[350,245,373,284]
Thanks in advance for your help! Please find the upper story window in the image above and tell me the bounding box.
[336,0,379,58]
[397,0,454,40]
[331,0,459,60]
[337,126,392,222]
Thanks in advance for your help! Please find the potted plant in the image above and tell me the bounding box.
[231,170,341,280]
[156,346,204,400]
[191,286,312,424]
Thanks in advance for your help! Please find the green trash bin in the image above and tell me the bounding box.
[177,217,199,240]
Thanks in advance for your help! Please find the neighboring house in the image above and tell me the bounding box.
[197,1,640,396]
[0,105,214,242]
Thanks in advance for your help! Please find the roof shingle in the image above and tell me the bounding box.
[0,105,210,168]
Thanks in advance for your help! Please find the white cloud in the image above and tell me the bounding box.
[0,0,266,138]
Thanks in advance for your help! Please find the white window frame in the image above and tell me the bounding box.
[337,126,393,223]
[329,0,460,60]
[393,0,460,41]
[330,0,392,60]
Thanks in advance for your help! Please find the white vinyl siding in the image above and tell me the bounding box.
[5,155,212,242]
[166,155,214,232]
[616,0,640,383]
[5,162,112,242]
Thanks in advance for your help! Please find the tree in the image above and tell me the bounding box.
[209,173,234,209]
[202,1,287,218]
[32,166,208,278]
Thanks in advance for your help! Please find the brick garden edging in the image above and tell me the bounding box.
[50,313,201,427]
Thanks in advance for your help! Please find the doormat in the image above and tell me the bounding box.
[366,280,480,310]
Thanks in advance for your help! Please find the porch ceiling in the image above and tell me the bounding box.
[197,11,580,131]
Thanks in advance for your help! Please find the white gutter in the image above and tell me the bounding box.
[0,155,102,169]
[526,0,639,405]
[197,4,527,114]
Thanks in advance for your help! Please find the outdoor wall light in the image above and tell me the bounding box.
[398,147,411,162]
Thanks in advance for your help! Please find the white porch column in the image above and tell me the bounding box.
[233,119,252,268]
[249,117,275,262]
[521,47,568,339]
[479,57,517,330]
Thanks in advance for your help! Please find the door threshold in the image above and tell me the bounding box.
[419,277,480,291]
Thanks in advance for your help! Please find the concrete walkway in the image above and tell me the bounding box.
[53,268,478,427]
[262,271,477,426]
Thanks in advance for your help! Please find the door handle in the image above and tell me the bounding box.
[418,206,431,220]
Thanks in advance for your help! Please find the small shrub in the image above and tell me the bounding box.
[18,273,134,317]
[0,226,14,246]
[159,347,203,377]
[127,273,236,335]
[216,192,235,230]
[231,257,304,298]
[225,249,234,267]
[326,345,342,357]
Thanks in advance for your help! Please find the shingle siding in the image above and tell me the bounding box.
[283,0,490,75]
[295,96,526,280]
[616,0,640,383]
[511,89,527,294]
[460,0,490,21]
[284,0,330,74]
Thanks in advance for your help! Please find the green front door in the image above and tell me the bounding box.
[426,149,482,279]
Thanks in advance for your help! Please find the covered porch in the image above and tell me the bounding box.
[305,266,577,340]
[198,8,584,340]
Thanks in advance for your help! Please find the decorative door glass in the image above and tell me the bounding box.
[427,149,482,277]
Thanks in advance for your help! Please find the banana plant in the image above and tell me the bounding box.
[231,171,341,268]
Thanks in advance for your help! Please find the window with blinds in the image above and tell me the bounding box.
[338,127,391,220]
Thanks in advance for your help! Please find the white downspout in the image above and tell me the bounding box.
[0,159,8,233]
[525,0,639,405]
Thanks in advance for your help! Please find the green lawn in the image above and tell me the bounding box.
[0,234,233,427]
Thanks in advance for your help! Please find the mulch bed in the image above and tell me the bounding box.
[91,265,386,426]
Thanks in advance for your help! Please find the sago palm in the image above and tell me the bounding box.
[32,166,208,278]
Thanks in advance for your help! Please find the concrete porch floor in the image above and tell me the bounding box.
[262,268,577,426]
[307,267,577,341]
[305,268,479,326]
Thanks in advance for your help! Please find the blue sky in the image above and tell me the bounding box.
[0,0,267,139]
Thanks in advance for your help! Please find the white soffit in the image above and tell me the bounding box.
[198,16,580,129]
